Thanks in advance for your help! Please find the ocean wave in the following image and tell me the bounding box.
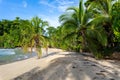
[0,49,15,56]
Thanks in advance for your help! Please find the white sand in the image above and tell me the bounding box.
[0,48,120,80]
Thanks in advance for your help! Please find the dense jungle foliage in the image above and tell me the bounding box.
[0,0,120,59]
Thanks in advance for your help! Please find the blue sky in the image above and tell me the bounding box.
[0,0,80,27]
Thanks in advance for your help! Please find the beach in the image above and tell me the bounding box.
[0,48,120,80]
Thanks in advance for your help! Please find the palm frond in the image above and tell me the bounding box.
[87,26,107,46]
[79,0,84,23]
[63,31,77,41]
[89,14,110,26]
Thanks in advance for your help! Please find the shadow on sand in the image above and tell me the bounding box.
[13,52,120,80]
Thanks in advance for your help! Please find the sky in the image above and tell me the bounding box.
[0,0,80,27]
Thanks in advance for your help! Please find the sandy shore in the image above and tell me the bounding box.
[0,48,120,80]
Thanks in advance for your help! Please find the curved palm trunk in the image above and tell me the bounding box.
[34,35,42,59]
[36,47,42,59]
[34,41,42,59]
[46,46,48,55]
[103,23,114,48]
[81,30,87,52]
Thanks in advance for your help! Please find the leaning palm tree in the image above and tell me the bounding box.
[31,16,49,58]
[21,16,49,58]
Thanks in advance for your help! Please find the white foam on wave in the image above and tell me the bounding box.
[0,49,15,56]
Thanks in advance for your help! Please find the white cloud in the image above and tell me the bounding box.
[55,0,74,5]
[58,5,69,12]
[23,1,27,8]
[48,9,54,13]
[39,0,56,9]
[39,0,78,12]
[37,0,79,27]
[45,17,60,27]
[38,14,60,27]
[56,0,76,12]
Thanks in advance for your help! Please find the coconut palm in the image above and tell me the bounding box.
[31,16,49,58]
[85,0,120,58]
[21,16,49,58]
[59,0,108,58]
[58,2,76,50]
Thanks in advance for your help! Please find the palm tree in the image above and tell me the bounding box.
[19,20,35,51]
[21,16,49,58]
[59,0,95,51]
[59,0,108,58]
[31,16,49,58]
[59,0,87,51]
[85,0,119,58]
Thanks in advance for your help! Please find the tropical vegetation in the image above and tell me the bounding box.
[0,16,49,58]
[47,0,120,59]
[0,0,120,59]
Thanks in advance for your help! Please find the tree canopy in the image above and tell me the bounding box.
[0,0,120,59]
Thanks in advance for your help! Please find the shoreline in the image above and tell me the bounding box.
[0,48,59,65]
[0,53,36,65]
[0,48,37,65]
[0,48,120,80]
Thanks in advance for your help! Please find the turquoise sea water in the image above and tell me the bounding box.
[0,48,36,65]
